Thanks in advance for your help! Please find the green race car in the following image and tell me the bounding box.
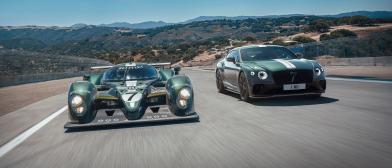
[64,62,199,129]
[215,45,326,102]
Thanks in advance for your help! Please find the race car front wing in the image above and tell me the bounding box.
[64,105,199,129]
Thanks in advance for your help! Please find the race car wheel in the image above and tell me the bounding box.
[216,70,226,93]
[238,72,252,102]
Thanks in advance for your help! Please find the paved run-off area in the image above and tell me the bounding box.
[0,69,392,168]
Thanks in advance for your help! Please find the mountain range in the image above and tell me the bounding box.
[71,11,392,29]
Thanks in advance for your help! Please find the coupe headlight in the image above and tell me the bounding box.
[315,68,322,76]
[71,95,83,107]
[258,71,268,80]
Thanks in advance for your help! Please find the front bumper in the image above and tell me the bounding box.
[64,105,199,129]
[248,80,326,98]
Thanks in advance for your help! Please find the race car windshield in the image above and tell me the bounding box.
[102,65,158,81]
[240,47,296,61]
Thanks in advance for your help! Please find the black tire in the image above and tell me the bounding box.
[216,70,226,93]
[238,72,252,102]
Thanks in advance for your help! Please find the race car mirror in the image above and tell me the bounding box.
[83,74,90,81]
[173,66,181,75]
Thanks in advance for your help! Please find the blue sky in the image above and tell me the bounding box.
[0,0,391,26]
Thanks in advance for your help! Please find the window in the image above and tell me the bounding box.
[102,65,158,82]
[240,47,296,61]
[226,50,240,62]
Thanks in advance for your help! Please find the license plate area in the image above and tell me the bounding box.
[283,83,306,90]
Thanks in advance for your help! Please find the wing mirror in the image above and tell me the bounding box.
[226,57,235,63]
[173,66,181,75]
[295,53,303,58]
[83,74,90,81]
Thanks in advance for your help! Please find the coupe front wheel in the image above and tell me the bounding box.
[238,72,252,102]
[216,70,226,93]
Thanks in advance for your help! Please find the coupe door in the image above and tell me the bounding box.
[224,50,241,89]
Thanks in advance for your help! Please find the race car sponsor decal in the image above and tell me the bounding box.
[126,80,137,90]
[125,63,136,67]
[274,59,296,69]
[121,93,133,101]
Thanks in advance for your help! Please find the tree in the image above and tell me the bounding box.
[243,36,256,42]
[309,20,330,33]
[349,16,374,26]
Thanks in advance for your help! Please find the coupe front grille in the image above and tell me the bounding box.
[272,70,313,85]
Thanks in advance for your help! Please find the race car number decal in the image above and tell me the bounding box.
[145,114,168,119]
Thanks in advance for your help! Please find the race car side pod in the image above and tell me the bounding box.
[166,75,195,116]
[68,81,97,124]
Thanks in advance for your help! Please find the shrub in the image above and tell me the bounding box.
[215,53,224,60]
[272,38,286,46]
[320,29,357,41]
[292,36,316,43]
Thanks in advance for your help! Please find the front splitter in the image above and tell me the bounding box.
[64,113,199,129]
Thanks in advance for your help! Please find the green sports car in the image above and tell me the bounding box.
[215,45,326,102]
[64,62,199,129]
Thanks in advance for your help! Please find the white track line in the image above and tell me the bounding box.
[187,68,392,84]
[326,77,392,84]
[0,105,67,158]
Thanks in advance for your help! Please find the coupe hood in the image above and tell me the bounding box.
[242,59,315,71]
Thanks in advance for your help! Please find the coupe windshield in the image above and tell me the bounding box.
[240,47,296,61]
[102,65,158,81]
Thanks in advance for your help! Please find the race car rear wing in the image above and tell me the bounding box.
[148,62,171,69]
[90,65,114,70]
[90,62,172,70]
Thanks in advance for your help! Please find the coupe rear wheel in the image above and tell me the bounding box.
[216,70,226,93]
[238,72,252,102]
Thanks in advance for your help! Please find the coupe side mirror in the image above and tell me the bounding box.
[226,57,235,63]
[173,66,181,75]
[295,53,303,58]
[83,74,90,81]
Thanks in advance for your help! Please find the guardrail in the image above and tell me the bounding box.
[317,56,392,66]
[0,71,88,87]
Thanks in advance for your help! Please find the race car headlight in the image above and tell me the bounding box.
[178,99,187,108]
[315,68,322,76]
[76,106,84,114]
[179,87,191,100]
[71,95,83,107]
[258,71,268,80]
[177,87,191,109]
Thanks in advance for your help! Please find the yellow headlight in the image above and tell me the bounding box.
[179,88,191,100]
[76,106,84,113]
[178,99,187,108]
[71,95,83,107]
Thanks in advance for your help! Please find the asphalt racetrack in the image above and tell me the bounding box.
[1,69,392,168]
